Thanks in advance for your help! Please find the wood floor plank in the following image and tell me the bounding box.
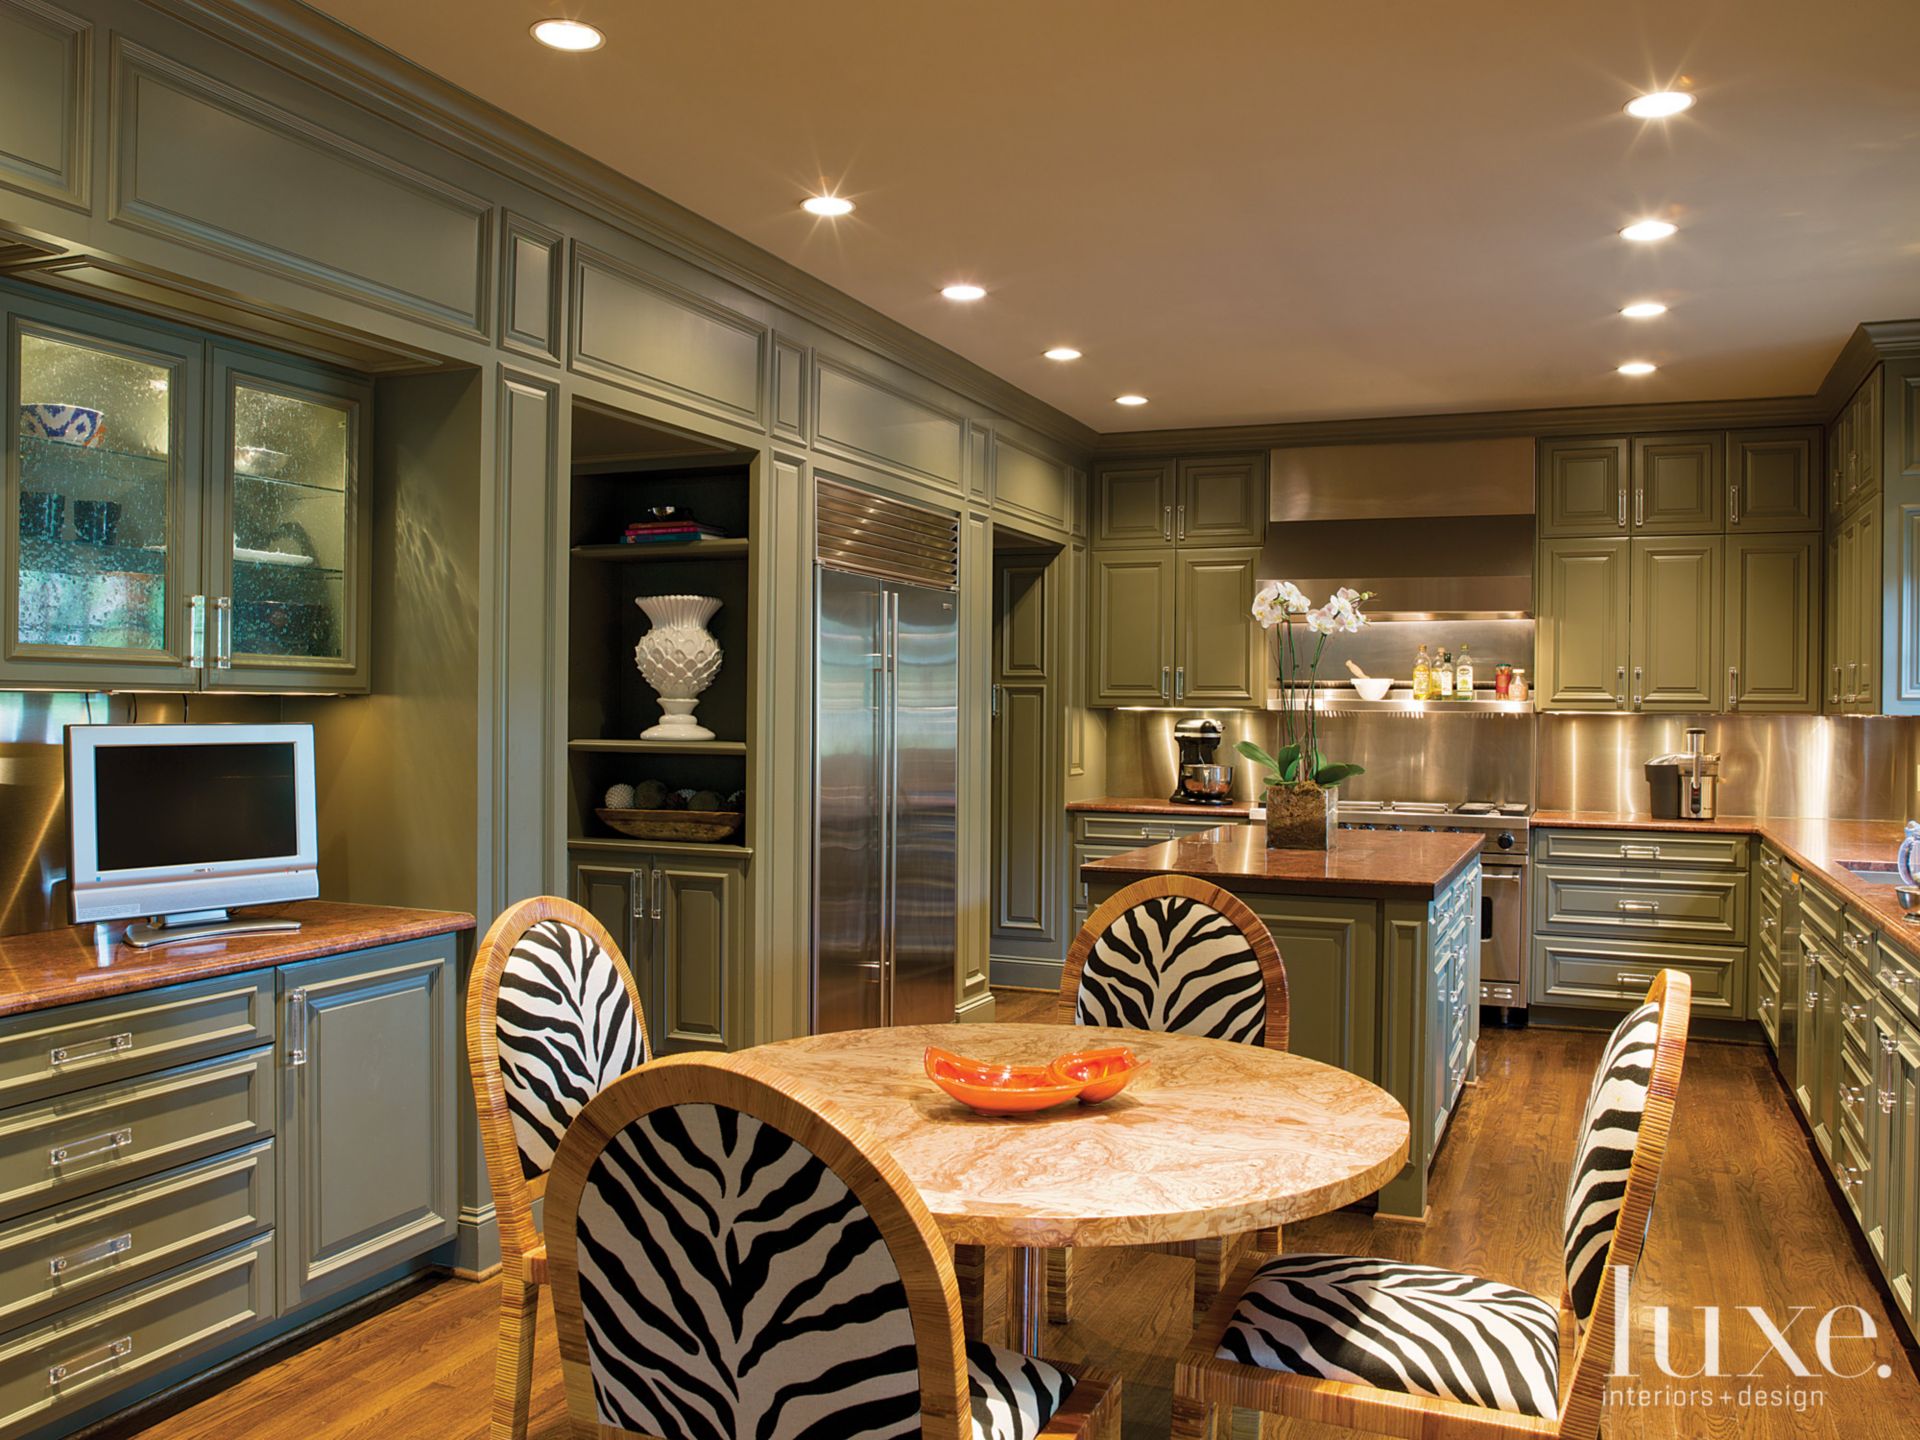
[115,1003,1917,1440]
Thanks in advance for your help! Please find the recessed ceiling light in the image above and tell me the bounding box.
[940,284,986,302]
[1620,300,1669,319]
[1043,347,1082,362]
[1115,394,1149,407]
[1626,90,1696,119]
[1620,219,1678,242]
[801,194,854,217]
[1617,361,1658,376]
[530,19,604,51]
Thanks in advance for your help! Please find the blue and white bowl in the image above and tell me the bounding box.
[19,403,105,448]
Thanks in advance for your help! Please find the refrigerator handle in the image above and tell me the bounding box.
[882,589,901,1026]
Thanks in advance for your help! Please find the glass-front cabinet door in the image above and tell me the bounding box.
[3,296,206,687]
[206,349,371,691]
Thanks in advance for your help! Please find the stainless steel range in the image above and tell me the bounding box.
[1340,800,1530,1011]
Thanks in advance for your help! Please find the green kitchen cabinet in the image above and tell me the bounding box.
[1631,434,1724,534]
[1828,504,1881,713]
[1090,462,1175,547]
[1088,551,1176,704]
[573,861,644,968]
[1175,456,1266,546]
[1175,547,1263,704]
[1879,1009,1920,1326]
[1727,428,1822,532]
[1538,438,1629,536]
[276,939,457,1311]
[1827,413,1849,525]
[1725,532,1821,712]
[1629,536,1721,711]
[1844,369,1883,516]
[1535,537,1630,709]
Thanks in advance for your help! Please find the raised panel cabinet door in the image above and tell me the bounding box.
[1090,462,1174,547]
[1854,369,1883,509]
[1630,537,1722,711]
[1825,528,1845,711]
[1893,1023,1919,1324]
[1536,538,1630,709]
[278,939,456,1311]
[656,861,738,1053]
[1087,551,1174,705]
[991,556,1059,959]
[1175,455,1266,545]
[1538,438,1628,536]
[1727,428,1821,532]
[1236,897,1379,1080]
[1852,504,1881,712]
[1631,433,1724,533]
[1828,410,1850,524]
[572,860,644,971]
[1176,547,1262,705]
[1725,532,1819,712]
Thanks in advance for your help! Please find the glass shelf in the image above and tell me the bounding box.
[232,467,346,498]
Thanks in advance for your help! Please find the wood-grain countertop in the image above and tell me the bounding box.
[1080,823,1482,900]
[1068,796,1255,819]
[0,900,475,1018]
[1533,810,1920,955]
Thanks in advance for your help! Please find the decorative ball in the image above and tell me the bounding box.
[603,783,636,810]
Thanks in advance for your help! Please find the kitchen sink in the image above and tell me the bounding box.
[1837,859,1915,889]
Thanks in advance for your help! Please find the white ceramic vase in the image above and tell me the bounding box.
[633,594,723,740]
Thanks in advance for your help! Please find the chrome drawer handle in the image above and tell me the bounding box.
[1759,995,1775,1014]
[50,1232,132,1278]
[48,1335,131,1388]
[50,1129,132,1167]
[1760,916,1776,931]
[50,1033,133,1069]
[1616,899,1661,913]
[1840,1083,1866,1107]
[1616,971,1656,988]
[1620,844,1661,859]
[1841,1165,1866,1193]
[1843,1003,1869,1024]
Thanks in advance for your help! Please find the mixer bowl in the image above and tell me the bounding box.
[1179,763,1233,798]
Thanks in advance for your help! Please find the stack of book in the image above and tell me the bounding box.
[620,518,726,545]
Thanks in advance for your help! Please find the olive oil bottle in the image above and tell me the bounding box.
[1412,645,1432,700]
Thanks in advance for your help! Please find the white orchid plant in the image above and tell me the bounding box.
[1237,582,1374,790]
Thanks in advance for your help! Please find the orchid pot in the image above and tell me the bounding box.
[1264,781,1339,851]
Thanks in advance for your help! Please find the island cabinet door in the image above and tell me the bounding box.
[1536,538,1629,709]
[1176,547,1261,705]
[1238,898,1378,1078]
[1088,551,1175,705]
[1629,537,1721,712]
[277,939,456,1313]
[1725,532,1819,713]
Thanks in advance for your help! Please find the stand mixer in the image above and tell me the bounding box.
[1171,718,1233,804]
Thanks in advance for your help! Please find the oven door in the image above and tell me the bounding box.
[1479,861,1528,1007]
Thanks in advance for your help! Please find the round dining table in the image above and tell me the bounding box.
[747,1022,1411,1351]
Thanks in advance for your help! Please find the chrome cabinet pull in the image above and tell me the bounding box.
[1174,665,1185,700]
[1832,664,1842,703]
[50,1128,132,1168]
[1846,661,1858,701]
[1616,899,1660,913]
[1160,665,1170,700]
[629,872,647,919]
[50,1033,132,1069]
[1616,665,1627,709]
[1617,487,1628,528]
[1177,503,1186,541]
[1728,483,1739,526]
[50,1232,132,1278]
[1632,665,1643,710]
[1841,1164,1866,1193]
[215,596,233,669]
[1728,666,1739,707]
[188,594,206,669]
[287,989,308,1067]
[1760,915,1777,931]
[1634,486,1644,526]
[1843,1002,1869,1024]
[652,868,665,922]
[1616,971,1656,988]
[48,1335,131,1389]
[1162,504,1172,541]
[1758,995,1775,1015]
[1621,843,1662,859]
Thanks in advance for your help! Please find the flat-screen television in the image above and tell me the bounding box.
[66,723,319,928]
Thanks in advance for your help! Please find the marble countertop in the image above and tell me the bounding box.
[0,901,475,1017]
[1068,796,1256,819]
[1080,823,1482,899]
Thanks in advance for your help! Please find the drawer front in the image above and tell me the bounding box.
[1534,829,1748,871]
[0,1235,273,1438]
[1873,936,1920,1027]
[1799,880,1845,947]
[1841,916,1876,980]
[0,973,275,1110]
[1841,967,1875,1059]
[1756,844,1786,886]
[0,1141,273,1333]
[1532,935,1743,1014]
[1538,866,1748,944]
[1835,1124,1869,1224]
[1075,814,1228,845]
[0,1048,275,1223]
[1839,1047,1872,1148]
[1755,961,1781,1046]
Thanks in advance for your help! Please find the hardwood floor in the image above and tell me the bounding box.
[119,994,1917,1440]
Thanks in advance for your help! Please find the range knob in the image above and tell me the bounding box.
[1496,831,1517,851]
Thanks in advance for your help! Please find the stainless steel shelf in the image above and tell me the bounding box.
[1266,690,1533,715]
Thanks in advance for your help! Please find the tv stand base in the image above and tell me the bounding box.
[125,909,304,949]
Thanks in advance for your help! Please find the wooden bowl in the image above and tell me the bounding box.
[595,808,742,843]
[1048,1047,1149,1104]
[923,1047,1083,1116]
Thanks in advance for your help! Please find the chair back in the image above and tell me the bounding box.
[1058,874,1289,1050]
[1555,968,1692,1438]
[544,1054,973,1440]
[468,896,651,1269]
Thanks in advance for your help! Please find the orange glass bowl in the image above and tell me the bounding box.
[923,1047,1083,1115]
[1047,1047,1149,1104]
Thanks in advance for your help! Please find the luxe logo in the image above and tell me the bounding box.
[1606,1266,1893,1381]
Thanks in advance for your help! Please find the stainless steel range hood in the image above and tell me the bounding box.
[1264,437,1535,619]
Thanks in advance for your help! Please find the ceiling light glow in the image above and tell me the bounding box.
[1617,361,1658,376]
[1620,219,1678,242]
[1114,394,1149,407]
[801,194,854,217]
[940,284,986,302]
[1621,301,1669,318]
[1043,347,1082,361]
[530,19,604,51]
[1626,91,1696,119]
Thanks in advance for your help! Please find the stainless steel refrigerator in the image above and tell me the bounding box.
[813,481,959,1032]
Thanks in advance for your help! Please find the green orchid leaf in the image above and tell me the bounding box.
[1313,761,1367,786]
[1234,739,1282,774]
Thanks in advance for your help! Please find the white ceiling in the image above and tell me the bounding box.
[307,0,1920,432]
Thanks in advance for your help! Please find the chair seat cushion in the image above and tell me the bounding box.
[967,1340,1075,1440]
[1216,1253,1561,1420]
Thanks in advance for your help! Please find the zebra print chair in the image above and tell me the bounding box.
[544,1053,1123,1440]
[468,896,653,1440]
[994,875,1289,1331]
[1172,968,1692,1440]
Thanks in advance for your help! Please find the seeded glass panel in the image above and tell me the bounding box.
[229,383,349,661]
[15,332,171,651]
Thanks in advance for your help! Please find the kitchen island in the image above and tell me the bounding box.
[1082,823,1481,1219]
